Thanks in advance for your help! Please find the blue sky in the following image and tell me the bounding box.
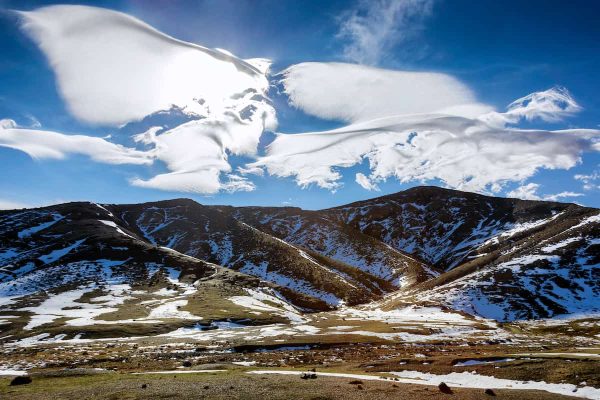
[0,0,599,209]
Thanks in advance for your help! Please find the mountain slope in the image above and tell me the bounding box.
[227,206,435,287]
[326,186,576,270]
[110,199,394,306]
[0,202,323,342]
[0,186,598,326]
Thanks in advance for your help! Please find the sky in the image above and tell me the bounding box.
[0,0,599,210]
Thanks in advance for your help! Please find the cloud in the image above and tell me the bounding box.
[9,5,600,198]
[18,5,270,127]
[480,87,582,127]
[251,87,600,193]
[14,5,276,194]
[337,0,434,65]
[574,169,600,190]
[0,199,29,210]
[507,182,584,202]
[0,119,152,165]
[355,173,380,191]
[279,62,492,123]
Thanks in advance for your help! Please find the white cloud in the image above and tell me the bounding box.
[251,88,600,193]
[0,199,29,210]
[480,87,582,127]
[14,5,277,194]
[279,62,492,123]
[18,5,270,127]
[355,173,380,191]
[506,183,541,200]
[574,169,600,190]
[337,0,434,65]
[0,119,152,165]
[9,5,600,198]
[507,182,584,202]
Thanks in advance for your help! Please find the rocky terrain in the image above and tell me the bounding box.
[0,186,598,399]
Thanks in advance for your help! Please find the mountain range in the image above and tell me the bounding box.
[0,186,598,341]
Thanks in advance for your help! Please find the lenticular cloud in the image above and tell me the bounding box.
[18,5,270,126]
[13,5,276,194]
[6,5,600,196]
[252,81,600,193]
[279,62,492,122]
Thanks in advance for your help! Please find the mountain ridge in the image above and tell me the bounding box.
[0,186,598,331]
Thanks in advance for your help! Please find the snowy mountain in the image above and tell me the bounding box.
[0,186,597,339]
[328,187,599,321]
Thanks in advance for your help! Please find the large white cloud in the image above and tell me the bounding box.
[251,90,600,193]
[18,5,270,126]
[279,62,492,123]
[14,5,276,194]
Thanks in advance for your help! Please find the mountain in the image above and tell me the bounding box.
[322,187,599,321]
[108,199,397,306]
[0,186,598,340]
[0,202,324,341]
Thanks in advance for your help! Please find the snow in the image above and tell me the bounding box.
[512,352,600,359]
[21,283,133,329]
[147,299,197,320]
[133,370,226,375]
[238,262,341,306]
[542,236,581,253]
[247,370,388,381]
[38,239,86,264]
[99,220,136,239]
[229,288,306,323]
[0,369,28,376]
[18,213,63,238]
[232,361,256,366]
[390,370,600,400]
[454,358,515,366]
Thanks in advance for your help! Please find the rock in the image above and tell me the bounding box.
[484,388,496,396]
[10,376,32,386]
[301,372,317,379]
[141,384,147,389]
[357,385,363,390]
[438,382,453,394]
[182,360,192,367]
[348,380,364,385]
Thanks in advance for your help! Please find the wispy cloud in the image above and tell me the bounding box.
[574,169,600,190]
[337,0,434,65]
[355,173,380,191]
[506,183,584,202]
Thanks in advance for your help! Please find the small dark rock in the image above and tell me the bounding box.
[182,360,192,367]
[357,385,363,390]
[10,376,32,386]
[348,380,363,385]
[301,372,317,380]
[484,388,496,396]
[141,384,147,389]
[438,382,453,394]
[203,385,210,389]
